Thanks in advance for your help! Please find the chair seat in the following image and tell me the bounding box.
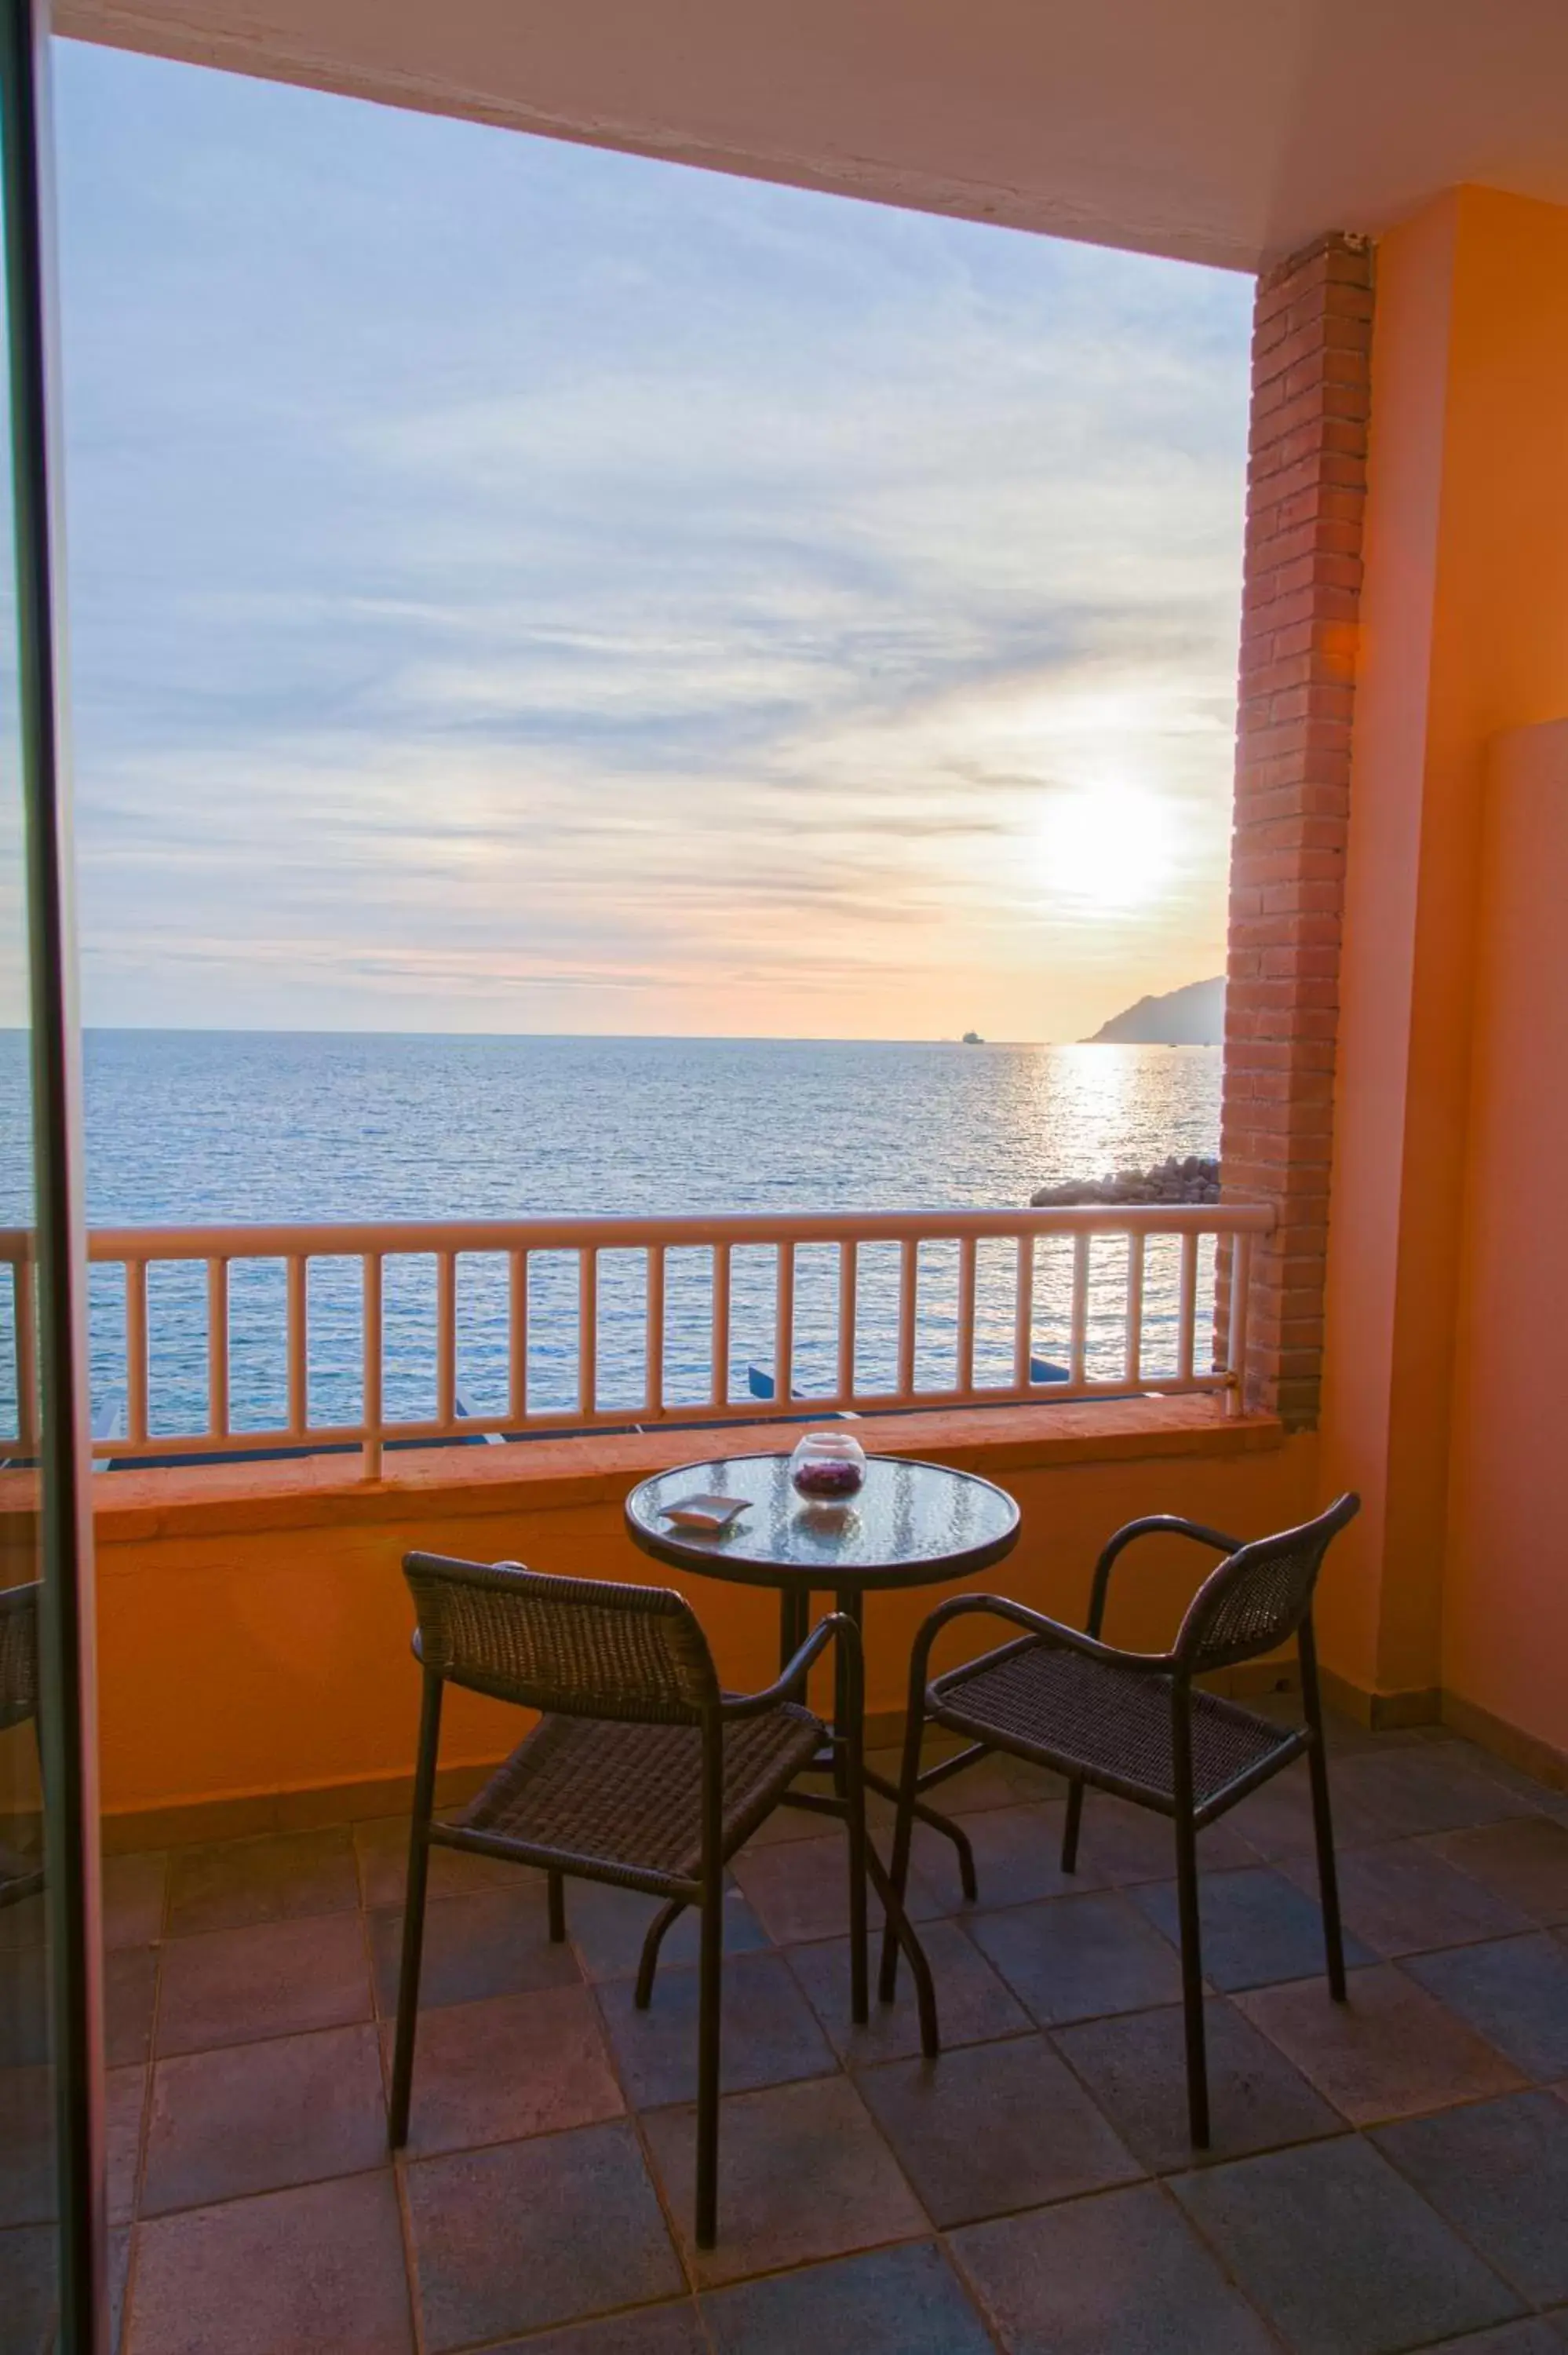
[931,1638,1302,1817]
[441,1702,825,1892]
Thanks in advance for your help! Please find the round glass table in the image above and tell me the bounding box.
[625,1451,1022,1919]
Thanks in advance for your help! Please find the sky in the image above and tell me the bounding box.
[49,38,1253,1042]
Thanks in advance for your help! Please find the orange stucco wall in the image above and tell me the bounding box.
[85,1403,1310,1836]
[1321,187,1568,1721]
[1445,721,1568,1756]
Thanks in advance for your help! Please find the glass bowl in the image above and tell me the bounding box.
[789,1428,867,1500]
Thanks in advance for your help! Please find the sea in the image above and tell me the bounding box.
[2,1031,1223,1441]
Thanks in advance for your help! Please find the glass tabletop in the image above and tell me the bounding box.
[624,1451,1021,1592]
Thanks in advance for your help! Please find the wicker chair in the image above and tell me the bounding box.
[391,1553,872,2248]
[1,1582,43,1911]
[881,1494,1360,2147]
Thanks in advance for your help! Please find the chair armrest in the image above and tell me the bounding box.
[909,1591,1174,1712]
[1085,1515,1242,1638]
[720,1611,859,1720]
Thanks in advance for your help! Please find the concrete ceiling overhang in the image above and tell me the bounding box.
[57,0,1568,271]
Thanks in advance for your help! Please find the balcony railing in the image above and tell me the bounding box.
[1,1203,1271,1477]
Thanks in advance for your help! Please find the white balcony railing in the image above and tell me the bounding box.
[0,1203,1271,1477]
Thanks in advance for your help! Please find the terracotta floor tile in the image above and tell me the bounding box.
[1333,1746,1541,1841]
[596,1949,833,2109]
[110,2225,129,2353]
[967,1889,1184,2026]
[1131,1864,1373,1992]
[1285,1837,1534,1958]
[126,2171,414,2355]
[954,2180,1278,2353]
[483,2302,707,2355]
[142,2023,386,2214]
[108,2065,148,2226]
[869,1747,1060,1818]
[368,1886,579,2014]
[1063,1791,1260,1884]
[351,1816,526,1910]
[740,1795,846,1848]
[1235,1965,1523,2125]
[1376,2090,1568,2306]
[386,1984,623,2157]
[103,1853,168,1950]
[0,2057,144,2231]
[565,1878,769,1983]
[640,2072,925,2286]
[86,1763,1568,2355]
[731,1831,939,1944]
[1172,2137,1522,2355]
[1405,1934,1568,2081]
[788,1919,1030,2064]
[406,2120,681,2350]
[994,1751,1071,1804]
[1428,1818,1568,1924]
[0,1886,43,1952]
[857,2032,1140,2226]
[166,1828,359,1937]
[703,2241,994,2353]
[1409,2324,1568,2353]
[1054,1995,1341,2172]
[1249,1700,1387,1757]
[107,1948,159,2068]
[0,1939,48,2065]
[0,2222,57,2355]
[906,1800,1110,1912]
[1227,1761,1391,1860]
[0,2065,57,2229]
[155,1913,371,2056]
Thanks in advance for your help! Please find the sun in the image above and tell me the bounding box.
[1035,781,1178,911]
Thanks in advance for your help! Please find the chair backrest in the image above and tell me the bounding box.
[0,1582,38,1736]
[402,1553,721,1725]
[1173,1494,1359,1674]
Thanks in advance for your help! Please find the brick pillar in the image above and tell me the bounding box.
[1220,232,1374,1427]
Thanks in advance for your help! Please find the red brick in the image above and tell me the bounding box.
[1222,233,1372,1429]
[1249,517,1366,574]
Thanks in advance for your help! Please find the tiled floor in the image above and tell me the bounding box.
[7,1715,1568,2353]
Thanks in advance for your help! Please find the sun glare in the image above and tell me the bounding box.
[1035,782,1178,911]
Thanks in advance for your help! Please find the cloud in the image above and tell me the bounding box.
[55,38,1249,1040]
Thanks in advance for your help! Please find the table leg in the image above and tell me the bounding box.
[833,1586,938,2042]
[832,1588,862,1802]
[779,1585,808,1677]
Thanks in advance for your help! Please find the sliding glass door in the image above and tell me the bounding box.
[0,2,105,2349]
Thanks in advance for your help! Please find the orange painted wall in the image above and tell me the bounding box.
[1320,188,1568,1711]
[87,1408,1310,1831]
[1446,722,1568,1754]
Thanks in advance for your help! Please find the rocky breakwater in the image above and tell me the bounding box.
[1030,1154,1220,1207]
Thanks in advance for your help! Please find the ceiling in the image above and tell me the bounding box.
[58,0,1568,271]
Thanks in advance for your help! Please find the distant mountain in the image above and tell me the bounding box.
[1085,977,1225,1046]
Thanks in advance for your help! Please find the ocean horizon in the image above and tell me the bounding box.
[4,1030,1223,1438]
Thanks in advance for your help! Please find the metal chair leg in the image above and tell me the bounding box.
[1307,1735,1347,1999]
[843,1729,870,2028]
[547,1869,567,1944]
[1173,1799,1209,2149]
[1061,1775,1085,1871]
[695,1881,722,2249]
[389,1670,443,2148]
[867,1843,939,2056]
[635,1898,687,2010]
[878,1692,925,2004]
[1300,1619,1347,1999]
[695,1721,726,2251]
[1171,1689,1209,2149]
